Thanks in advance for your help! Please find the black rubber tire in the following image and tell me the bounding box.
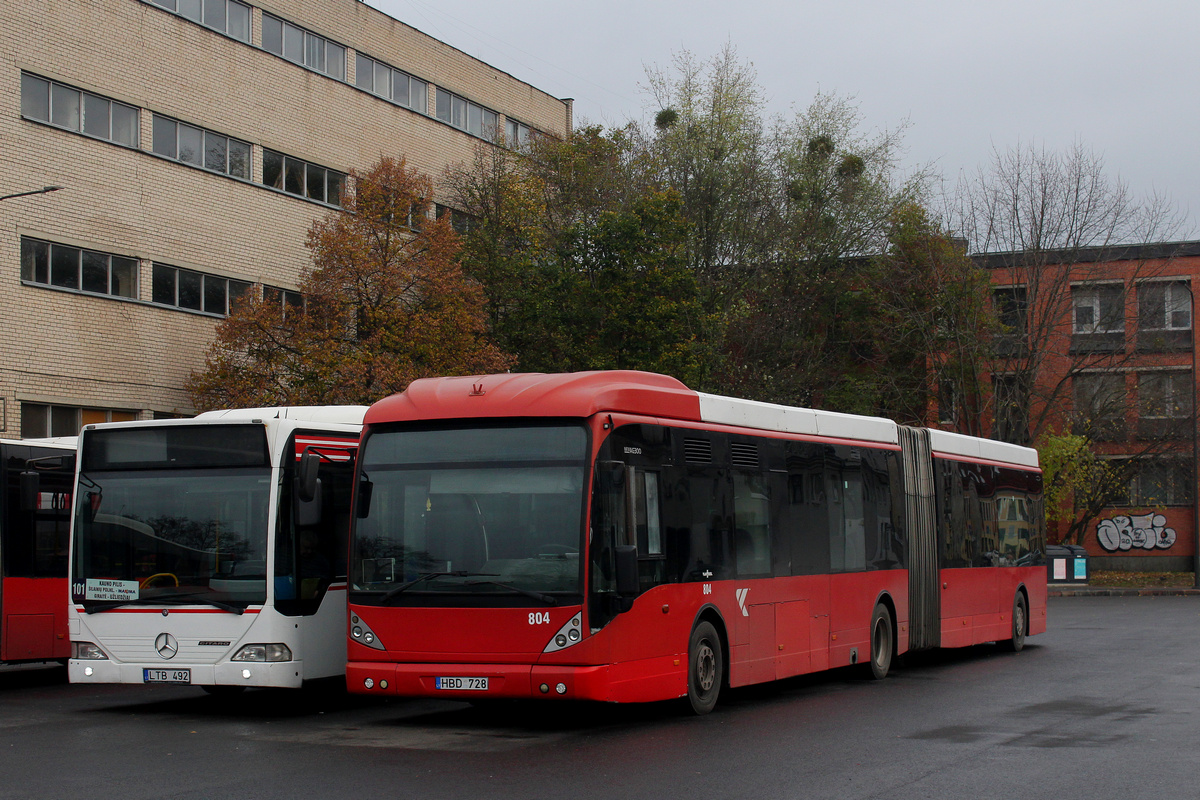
[1006,593,1027,653]
[687,621,723,715]
[867,603,893,680]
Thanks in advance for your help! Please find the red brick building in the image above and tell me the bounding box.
[973,241,1200,571]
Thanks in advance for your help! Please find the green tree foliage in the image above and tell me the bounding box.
[867,203,999,427]
[713,91,932,409]
[1037,431,1136,546]
[187,157,512,410]
[448,128,707,383]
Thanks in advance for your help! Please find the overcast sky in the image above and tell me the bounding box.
[369,0,1199,237]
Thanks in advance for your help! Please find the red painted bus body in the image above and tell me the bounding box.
[347,372,1045,712]
[0,438,75,664]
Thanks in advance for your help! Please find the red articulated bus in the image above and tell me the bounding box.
[1,437,75,665]
[346,371,1045,713]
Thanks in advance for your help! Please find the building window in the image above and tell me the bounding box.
[993,374,1029,444]
[1138,372,1193,419]
[1139,281,1191,331]
[993,286,1028,334]
[506,118,532,148]
[20,238,138,299]
[1073,285,1124,334]
[261,13,345,80]
[1073,372,1126,441]
[1137,371,1193,439]
[21,73,139,148]
[262,149,345,207]
[435,204,474,235]
[1127,461,1193,506]
[152,263,251,316]
[147,0,251,42]
[264,286,304,318]
[21,404,136,438]
[937,379,958,425]
[435,88,498,138]
[354,52,428,114]
[152,115,250,179]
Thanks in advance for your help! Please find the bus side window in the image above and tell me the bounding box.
[733,473,770,577]
[629,469,662,556]
[627,468,666,592]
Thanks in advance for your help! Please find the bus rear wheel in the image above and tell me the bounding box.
[687,621,723,715]
[867,603,893,680]
[1006,593,1027,653]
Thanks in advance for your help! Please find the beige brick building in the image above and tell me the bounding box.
[1,0,571,435]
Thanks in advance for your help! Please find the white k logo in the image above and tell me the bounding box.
[736,588,750,616]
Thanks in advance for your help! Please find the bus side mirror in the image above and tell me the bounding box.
[356,477,374,518]
[297,479,322,527]
[20,471,39,512]
[615,545,638,597]
[297,451,320,503]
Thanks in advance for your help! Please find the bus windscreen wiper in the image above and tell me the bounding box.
[464,579,557,606]
[85,592,245,615]
[381,571,499,602]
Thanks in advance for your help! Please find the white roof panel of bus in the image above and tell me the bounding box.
[927,428,1039,468]
[697,393,898,445]
[195,406,368,425]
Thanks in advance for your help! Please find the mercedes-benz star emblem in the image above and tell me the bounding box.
[155,633,179,660]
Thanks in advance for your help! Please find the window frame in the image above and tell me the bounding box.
[1138,280,1192,332]
[20,238,139,301]
[152,113,251,180]
[20,72,139,148]
[354,51,429,114]
[1137,371,1193,420]
[261,12,346,80]
[261,148,346,207]
[1073,284,1125,335]
[435,88,499,138]
[505,118,533,148]
[151,262,251,317]
[146,0,251,42]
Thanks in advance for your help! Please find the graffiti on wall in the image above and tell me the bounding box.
[1096,513,1177,552]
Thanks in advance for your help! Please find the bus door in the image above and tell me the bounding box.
[273,435,357,679]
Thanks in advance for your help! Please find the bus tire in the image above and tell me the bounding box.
[1006,593,1027,653]
[867,603,893,680]
[687,621,723,715]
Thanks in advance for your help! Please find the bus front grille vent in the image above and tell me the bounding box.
[683,438,712,464]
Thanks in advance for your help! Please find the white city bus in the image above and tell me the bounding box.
[67,407,364,690]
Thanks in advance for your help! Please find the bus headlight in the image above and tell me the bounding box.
[543,612,584,653]
[231,643,292,662]
[349,614,386,650]
[72,642,108,660]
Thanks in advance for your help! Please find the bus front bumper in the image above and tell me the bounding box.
[347,661,615,701]
[68,659,304,688]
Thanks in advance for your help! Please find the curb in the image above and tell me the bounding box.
[1049,586,1200,597]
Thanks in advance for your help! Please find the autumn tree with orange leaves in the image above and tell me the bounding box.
[186,157,513,410]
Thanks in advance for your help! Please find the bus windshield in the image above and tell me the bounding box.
[71,425,272,611]
[351,424,587,602]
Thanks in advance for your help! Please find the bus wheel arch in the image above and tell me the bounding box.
[686,607,727,715]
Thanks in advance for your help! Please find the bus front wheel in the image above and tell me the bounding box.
[867,603,893,680]
[687,621,723,715]
[1006,593,1027,653]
